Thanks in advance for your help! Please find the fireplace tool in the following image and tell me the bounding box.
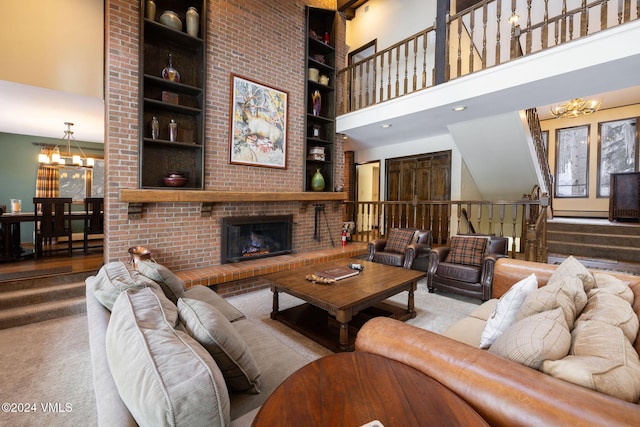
[313,204,335,246]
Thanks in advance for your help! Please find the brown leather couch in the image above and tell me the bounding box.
[367,229,431,271]
[356,258,640,426]
[427,235,508,301]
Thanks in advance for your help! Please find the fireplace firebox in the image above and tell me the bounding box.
[221,215,293,264]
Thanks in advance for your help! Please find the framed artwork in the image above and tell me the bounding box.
[555,125,589,198]
[229,74,288,168]
[597,117,638,197]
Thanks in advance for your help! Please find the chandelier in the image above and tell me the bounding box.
[38,122,94,167]
[550,98,601,119]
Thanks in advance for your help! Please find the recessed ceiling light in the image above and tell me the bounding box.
[452,106,466,111]
[381,124,392,128]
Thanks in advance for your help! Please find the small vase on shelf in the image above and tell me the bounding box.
[311,169,325,191]
[151,116,159,139]
[168,119,177,142]
[161,53,180,82]
[146,0,156,20]
[186,7,200,37]
[311,90,321,116]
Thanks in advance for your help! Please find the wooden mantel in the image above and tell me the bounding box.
[120,189,347,218]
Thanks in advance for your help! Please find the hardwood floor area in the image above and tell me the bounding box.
[0,242,104,281]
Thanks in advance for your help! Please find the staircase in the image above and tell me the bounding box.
[0,271,94,330]
[547,218,640,266]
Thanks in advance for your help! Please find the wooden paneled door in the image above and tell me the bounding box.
[386,151,451,243]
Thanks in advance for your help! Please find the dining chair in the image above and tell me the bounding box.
[84,197,104,254]
[33,197,73,258]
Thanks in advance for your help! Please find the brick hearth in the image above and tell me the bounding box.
[175,243,368,296]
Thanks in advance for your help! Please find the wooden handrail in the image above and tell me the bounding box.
[338,0,638,115]
[344,197,548,263]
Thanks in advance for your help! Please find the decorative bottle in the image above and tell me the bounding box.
[151,116,159,139]
[186,7,200,37]
[168,119,177,142]
[146,0,156,20]
[311,169,325,191]
[162,53,180,82]
[311,90,321,116]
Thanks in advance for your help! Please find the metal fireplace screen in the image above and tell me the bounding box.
[221,215,293,264]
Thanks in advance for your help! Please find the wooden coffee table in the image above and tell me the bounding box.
[252,352,489,426]
[266,260,425,352]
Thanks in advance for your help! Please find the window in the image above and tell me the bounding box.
[59,159,104,201]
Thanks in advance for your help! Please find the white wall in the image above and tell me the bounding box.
[346,0,436,53]
[0,0,104,99]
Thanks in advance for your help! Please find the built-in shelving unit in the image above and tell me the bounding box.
[304,7,338,192]
[139,0,207,189]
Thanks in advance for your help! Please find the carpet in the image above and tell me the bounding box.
[0,266,72,281]
[0,314,96,427]
[226,278,481,360]
[0,279,479,426]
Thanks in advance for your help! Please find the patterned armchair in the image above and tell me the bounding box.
[368,228,432,271]
[427,234,508,301]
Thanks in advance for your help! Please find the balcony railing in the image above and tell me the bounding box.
[344,190,549,263]
[338,0,639,115]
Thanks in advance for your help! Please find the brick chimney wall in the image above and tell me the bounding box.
[104,0,345,270]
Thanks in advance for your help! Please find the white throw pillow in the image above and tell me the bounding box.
[479,273,538,349]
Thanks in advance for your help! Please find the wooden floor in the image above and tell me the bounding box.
[0,242,104,279]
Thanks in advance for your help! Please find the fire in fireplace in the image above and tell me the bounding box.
[221,215,293,264]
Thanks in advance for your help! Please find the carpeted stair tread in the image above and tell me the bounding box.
[0,282,85,310]
[0,296,86,330]
[0,270,96,291]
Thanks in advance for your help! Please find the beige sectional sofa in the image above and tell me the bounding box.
[356,257,640,426]
[85,261,309,426]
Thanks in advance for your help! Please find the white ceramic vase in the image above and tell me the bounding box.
[186,7,200,37]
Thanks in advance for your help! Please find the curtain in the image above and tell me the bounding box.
[36,147,59,197]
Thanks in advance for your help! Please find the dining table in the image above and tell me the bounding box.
[0,211,91,261]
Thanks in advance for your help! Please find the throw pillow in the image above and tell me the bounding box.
[137,260,186,304]
[578,292,639,344]
[384,228,417,253]
[445,235,489,267]
[516,276,584,330]
[591,273,634,304]
[178,297,261,393]
[92,261,161,311]
[489,307,571,369]
[542,320,640,403]
[106,287,230,426]
[183,285,246,322]
[549,255,596,292]
[479,273,538,349]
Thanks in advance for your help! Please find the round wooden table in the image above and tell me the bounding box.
[252,352,488,426]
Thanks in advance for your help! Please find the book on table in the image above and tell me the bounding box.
[315,266,359,281]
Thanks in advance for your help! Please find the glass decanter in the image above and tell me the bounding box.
[161,53,180,82]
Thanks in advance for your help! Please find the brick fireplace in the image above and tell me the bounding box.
[221,215,293,264]
[104,0,346,271]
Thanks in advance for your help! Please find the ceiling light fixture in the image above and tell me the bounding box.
[381,124,392,128]
[550,98,602,119]
[452,106,466,111]
[508,12,520,25]
[38,122,94,167]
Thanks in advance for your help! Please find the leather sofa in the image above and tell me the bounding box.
[367,229,432,271]
[356,258,640,426]
[427,235,508,301]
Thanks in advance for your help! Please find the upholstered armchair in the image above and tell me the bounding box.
[368,228,432,271]
[427,235,508,301]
